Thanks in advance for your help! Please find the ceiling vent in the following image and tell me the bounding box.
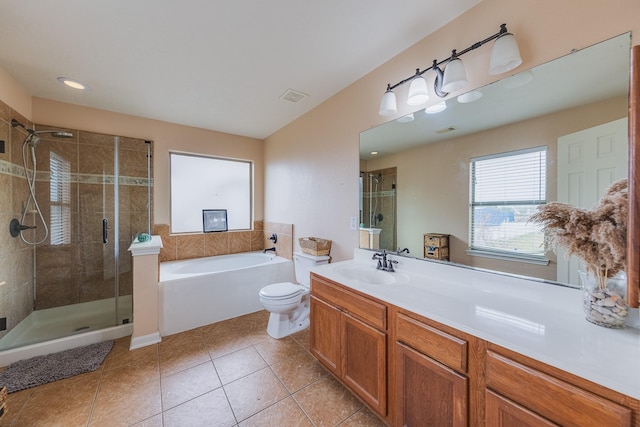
[279,89,308,104]
[436,126,457,134]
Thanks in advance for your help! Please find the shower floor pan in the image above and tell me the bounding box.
[0,296,133,366]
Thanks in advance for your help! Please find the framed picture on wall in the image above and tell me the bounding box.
[203,209,228,232]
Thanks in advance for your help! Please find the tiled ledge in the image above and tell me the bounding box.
[153,221,293,262]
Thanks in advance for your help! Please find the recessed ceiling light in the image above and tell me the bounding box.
[370,151,379,155]
[57,77,89,90]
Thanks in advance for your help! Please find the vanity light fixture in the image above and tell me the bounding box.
[407,70,429,106]
[501,69,534,89]
[378,23,522,116]
[425,101,447,114]
[457,90,483,103]
[441,51,468,93]
[396,112,415,123]
[57,77,88,90]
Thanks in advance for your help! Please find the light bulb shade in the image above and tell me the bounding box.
[396,113,414,123]
[379,89,397,116]
[425,101,447,114]
[489,32,522,75]
[407,76,429,106]
[441,58,468,93]
[457,90,483,103]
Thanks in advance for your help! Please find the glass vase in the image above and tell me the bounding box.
[579,270,628,328]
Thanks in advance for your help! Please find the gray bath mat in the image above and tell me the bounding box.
[0,340,114,393]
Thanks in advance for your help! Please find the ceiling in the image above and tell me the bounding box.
[0,0,480,139]
[360,33,631,159]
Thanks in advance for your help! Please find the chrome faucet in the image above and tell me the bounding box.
[396,247,410,255]
[372,250,398,272]
[263,247,276,254]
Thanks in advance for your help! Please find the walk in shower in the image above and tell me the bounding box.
[0,119,152,361]
[360,167,397,251]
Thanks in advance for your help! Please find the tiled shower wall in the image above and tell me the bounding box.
[154,221,293,262]
[0,99,152,338]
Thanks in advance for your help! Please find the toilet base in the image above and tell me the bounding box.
[266,297,310,339]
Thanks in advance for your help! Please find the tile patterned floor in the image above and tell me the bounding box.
[0,311,387,426]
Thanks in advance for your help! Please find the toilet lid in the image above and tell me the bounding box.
[260,282,302,299]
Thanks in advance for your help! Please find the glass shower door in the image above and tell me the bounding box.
[0,127,150,351]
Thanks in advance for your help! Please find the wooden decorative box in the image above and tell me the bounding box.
[423,233,450,261]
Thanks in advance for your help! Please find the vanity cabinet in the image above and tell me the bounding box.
[309,271,639,427]
[395,312,468,426]
[309,273,388,416]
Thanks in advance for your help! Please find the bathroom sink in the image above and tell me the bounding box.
[334,265,409,285]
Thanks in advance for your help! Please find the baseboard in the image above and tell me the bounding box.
[129,331,161,350]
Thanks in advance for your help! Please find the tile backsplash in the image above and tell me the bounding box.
[153,221,293,262]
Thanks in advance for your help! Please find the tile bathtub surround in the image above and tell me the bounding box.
[154,221,297,262]
[263,222,293,260]
[1,310,387,426]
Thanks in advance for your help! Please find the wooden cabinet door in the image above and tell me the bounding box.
[341,312,387,415]
[396,342,468,427]
[486,390,559,427]
[309,295,341,376]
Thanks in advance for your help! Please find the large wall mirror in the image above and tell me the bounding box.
[359,33,631,288]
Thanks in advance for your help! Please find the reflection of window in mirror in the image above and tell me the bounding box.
[170,153,252,233]
[468,147,547,263]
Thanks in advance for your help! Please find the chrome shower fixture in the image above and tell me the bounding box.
[11,119,74,147]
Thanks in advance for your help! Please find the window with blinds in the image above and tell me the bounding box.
[50,151,71,245]
[469,147,547,261]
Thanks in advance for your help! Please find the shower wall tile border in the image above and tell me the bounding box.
[0,161,152,188]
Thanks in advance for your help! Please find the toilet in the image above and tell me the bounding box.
[259,251,330,339]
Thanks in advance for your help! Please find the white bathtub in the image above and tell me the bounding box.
[159,252,294,336]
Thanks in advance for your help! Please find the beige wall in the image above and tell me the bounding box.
[364,97,628,280]
[264,0,640,263]
[30,98,265,228]
[1,0,639,265]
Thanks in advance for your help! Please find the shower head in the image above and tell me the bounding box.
[35,130,74,138]
[12,119,74,148]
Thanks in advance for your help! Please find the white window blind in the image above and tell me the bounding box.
[469,147,547,259]
[50,151,71,245]
[170,153,252,233]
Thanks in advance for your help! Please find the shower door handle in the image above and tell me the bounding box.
[103,218,108,244]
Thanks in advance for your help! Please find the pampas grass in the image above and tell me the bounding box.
[529,179,627,289]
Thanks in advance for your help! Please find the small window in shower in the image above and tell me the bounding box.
[50,151,71,245]
[170,152,252,233]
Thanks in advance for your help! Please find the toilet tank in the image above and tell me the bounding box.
[294,251,330,286]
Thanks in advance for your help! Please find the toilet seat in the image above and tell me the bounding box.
[259,282,302,300]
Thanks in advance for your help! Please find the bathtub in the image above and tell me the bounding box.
[159,252,294,336]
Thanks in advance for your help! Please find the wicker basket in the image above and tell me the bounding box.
[299,237,332,256]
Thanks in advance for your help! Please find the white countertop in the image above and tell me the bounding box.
[310,249,640,399]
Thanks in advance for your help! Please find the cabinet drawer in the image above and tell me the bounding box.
[311,274,386,331]
[485,351,631,427]
[424,234,449,247]
[396,312,467,373]
[424,247,449,260]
